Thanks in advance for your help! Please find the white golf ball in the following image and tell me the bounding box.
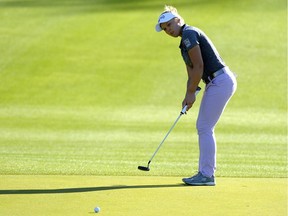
[94,207,100,213]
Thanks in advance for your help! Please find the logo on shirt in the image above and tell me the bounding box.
[183,38,191,48]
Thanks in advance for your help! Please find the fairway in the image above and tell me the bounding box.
[0,176,287,216]
[0,0,287,215]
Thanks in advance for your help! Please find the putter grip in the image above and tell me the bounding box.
[181,105,188,114]
[195,86,201,94]
[181,87,201,114]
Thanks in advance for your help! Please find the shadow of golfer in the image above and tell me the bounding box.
[0,184,185,195]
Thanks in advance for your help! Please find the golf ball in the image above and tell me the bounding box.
[94,207,100,213]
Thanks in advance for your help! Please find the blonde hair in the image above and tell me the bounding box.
[163,5,178,13]
[162,5,185,25]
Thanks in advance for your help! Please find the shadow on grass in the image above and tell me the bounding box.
[0,184,185,195]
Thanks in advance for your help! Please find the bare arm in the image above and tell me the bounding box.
[182,45,203,111]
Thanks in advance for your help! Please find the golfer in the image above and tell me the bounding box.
[155,6,237,186]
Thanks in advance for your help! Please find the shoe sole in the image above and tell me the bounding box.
[182,180,216,186]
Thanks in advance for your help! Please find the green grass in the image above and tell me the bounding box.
[0,106,286,177]
[0,176,287,216]
[0,0,287,215]
[0,0,286,108]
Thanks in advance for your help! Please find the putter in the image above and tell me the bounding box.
[138,87,201,171]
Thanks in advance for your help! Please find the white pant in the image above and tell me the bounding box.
[196,67,237,177]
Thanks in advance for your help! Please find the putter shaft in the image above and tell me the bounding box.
[138,87,201,171]
[148,113,183,163]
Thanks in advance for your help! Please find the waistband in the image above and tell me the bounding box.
[203,67,228,84]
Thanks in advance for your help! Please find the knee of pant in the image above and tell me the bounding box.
[196,123,214,135]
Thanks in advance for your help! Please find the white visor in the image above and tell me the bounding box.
[155,12,178,32]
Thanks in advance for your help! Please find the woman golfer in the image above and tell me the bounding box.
[155,6,237,186]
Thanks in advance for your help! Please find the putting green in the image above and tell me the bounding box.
[0,175,286,216]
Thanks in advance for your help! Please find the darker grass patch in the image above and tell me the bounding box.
[2,0,279,13]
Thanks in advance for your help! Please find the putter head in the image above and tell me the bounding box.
[138,166,150,171]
